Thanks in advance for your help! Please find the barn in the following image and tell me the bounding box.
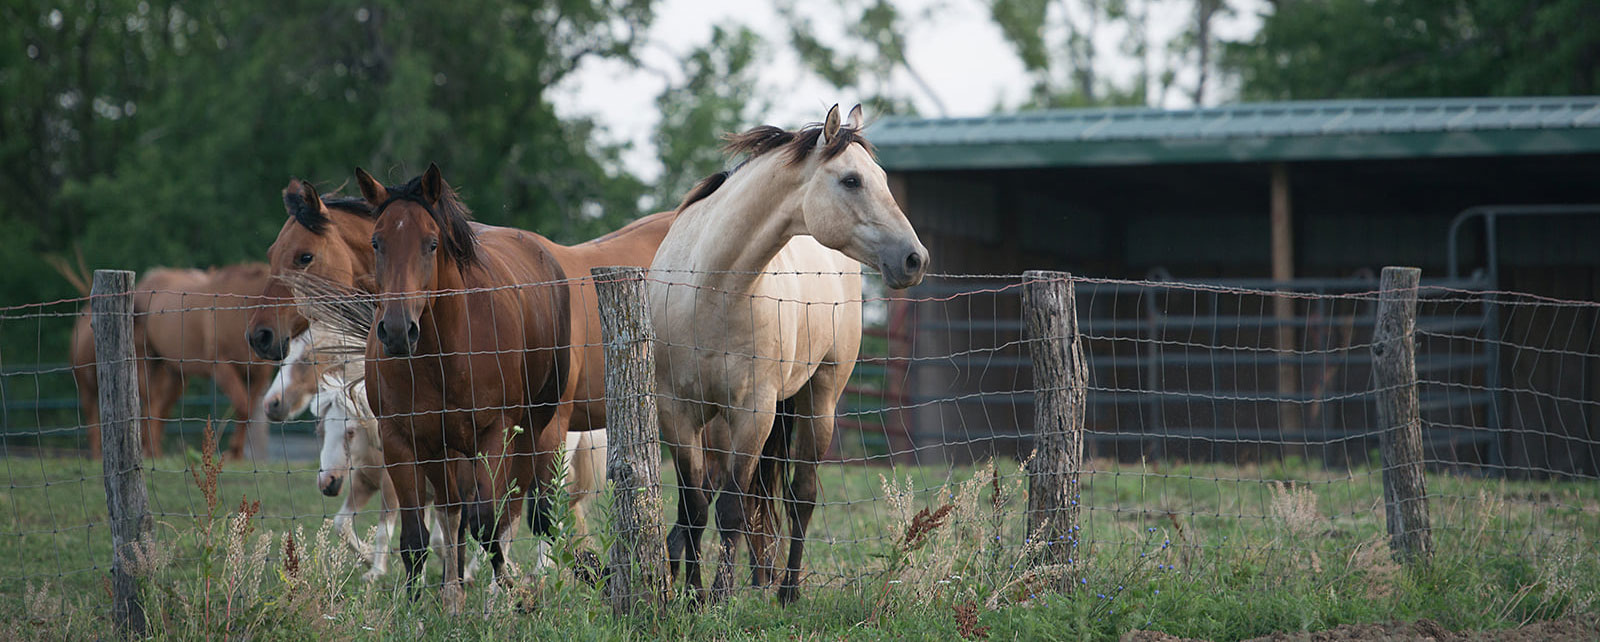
[860,97,1600,476]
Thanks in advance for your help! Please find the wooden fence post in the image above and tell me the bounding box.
[1373,266,1433,563]
[1022,270,1087,573]
[592,266,668,615]
[92,269,151,636]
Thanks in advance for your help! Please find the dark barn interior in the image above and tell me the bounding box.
[865,98,1600,477]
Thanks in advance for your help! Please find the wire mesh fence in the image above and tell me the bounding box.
[1,266,1596,632]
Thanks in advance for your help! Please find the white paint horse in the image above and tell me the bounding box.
[648,104,928,603]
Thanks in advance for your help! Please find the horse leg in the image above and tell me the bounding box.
[663,415,711,600]
[143,365,182,459]
[212,366,255,460]
[710,400,778,602]
[366,470,400,582]
[747,398,794,588]
[382,432,431,600]
[433,457,465,614]
[338,471,380,560]
[778,374,846,605]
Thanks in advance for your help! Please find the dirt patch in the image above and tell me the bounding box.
[1120,614,1597,642]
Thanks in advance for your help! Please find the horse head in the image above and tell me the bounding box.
[357,162,478,357]
[248,179,376,360]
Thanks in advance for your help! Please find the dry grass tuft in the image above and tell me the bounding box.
[952,600,990,639]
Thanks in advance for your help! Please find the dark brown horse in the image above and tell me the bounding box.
[357,163,569,611]
[246,179,376,361]
[73,265,277,458]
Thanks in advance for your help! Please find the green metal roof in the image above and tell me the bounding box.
[871,97,1600,170]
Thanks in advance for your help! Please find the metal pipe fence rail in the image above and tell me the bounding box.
[0,267,1595,634]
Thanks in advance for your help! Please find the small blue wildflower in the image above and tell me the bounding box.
[1154,590,1160,595]
[1080,578,1088,585]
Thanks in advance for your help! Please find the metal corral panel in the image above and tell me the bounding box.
[872,97,1600,169]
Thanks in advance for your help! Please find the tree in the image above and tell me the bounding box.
[0,0,657,307]
[1223,0,1600,100]
[775,0,933,117]
[651,24,766,210]
[986,0,1233,108]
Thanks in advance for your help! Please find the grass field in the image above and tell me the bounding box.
[2,442,1597,640]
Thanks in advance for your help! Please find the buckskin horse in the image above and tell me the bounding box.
[648,104,929,604]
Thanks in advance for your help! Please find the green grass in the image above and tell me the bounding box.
[2,446,1596,640]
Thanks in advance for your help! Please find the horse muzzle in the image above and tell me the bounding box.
[879,243,930,290]
[265,397,289,423]
[375,317,420,357]
[249,326,289,361]
[318,472,343,497]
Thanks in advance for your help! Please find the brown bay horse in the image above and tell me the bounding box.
[357,163,569,610]
[252,176,680,559]
[73,265,277,458]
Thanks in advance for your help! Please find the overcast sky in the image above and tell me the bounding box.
[549,0,1265,183]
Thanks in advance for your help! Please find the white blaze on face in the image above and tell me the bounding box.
[263,333,313,415]
[315,382,355,492]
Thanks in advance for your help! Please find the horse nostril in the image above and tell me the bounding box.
[905,251,924,273]
[375,320,389,344]
[251,328,272,349]
[406,321,420,345]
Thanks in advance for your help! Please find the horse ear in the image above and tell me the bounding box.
[354,167,387,206]
[282,178,327,215]
[819,104,841,146]
[420,162,444,205]
[846,104,864,130]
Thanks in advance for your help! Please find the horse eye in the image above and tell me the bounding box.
[426,237,439,252]
[840,174,861,189]
[370,237,380,251]
[296,252,314,267]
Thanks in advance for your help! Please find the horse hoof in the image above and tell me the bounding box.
[777,585,799,606]
[362,569,385,583]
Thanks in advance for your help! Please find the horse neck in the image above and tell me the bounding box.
[331,212,379,276]
[678,154,808,294]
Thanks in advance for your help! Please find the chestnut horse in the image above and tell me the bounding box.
[357,164,569,610]
[649,105,928,603]
[246,180,376,362]
[73,265,277,458]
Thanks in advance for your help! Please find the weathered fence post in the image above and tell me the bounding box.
[1372,266,1433,563]
[92,269,151,636]
[1022,270,1088,573]
[593,266,668,615]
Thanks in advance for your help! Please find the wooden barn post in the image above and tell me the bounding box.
[592,266,668,615]
[92,269,152,636]
[1372,266,1433,563]
[1022,270,1087,573]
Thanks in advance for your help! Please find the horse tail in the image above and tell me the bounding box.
[747,396,796,586]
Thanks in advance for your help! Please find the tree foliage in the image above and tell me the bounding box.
[1224,0,1600,100]
[0,0,654,305]
[651,24,766,210]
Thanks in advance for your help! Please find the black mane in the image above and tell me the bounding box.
[675,122,872,213]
